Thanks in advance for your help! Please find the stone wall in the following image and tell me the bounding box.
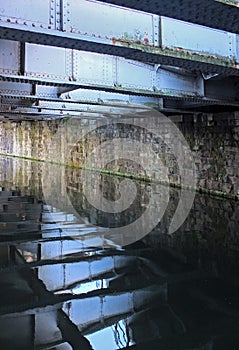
[178,112,239,196]
[0,110,238,197]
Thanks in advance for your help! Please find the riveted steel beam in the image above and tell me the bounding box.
[60,86,239,108]
[0,40,205,98]
[1,89,239,123]
[0,87,163,107]
[0,1,239,75]
[1,39,239,109]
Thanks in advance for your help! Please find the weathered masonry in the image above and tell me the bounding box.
[0,112,239,197]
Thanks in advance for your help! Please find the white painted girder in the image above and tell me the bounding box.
[0,0,239,111]
[0,0,238,74]
[0,40,204,98]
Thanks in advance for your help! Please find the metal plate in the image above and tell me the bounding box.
[161,17,233,58]
[66,0,155,45]
[116,58,154,90]
[156,69,201,95]
[0,0,52,28]
[25,44,70,81]
[73,51,115,86]
[0,39,19,74]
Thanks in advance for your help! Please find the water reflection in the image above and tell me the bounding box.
[0,156,239,349]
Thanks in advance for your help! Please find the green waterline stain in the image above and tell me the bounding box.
[0,152,238,201]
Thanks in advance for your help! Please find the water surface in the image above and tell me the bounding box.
[0,156,239,350]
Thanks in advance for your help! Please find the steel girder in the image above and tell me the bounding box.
[1,39,239,101]
[1,0,239,114]
[0,0,239,75]
[0,40,205,97]
[1,39,239,115]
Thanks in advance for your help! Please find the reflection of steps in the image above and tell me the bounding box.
[40,204,119,252]
[36,255,139,292]
[0,188,42,236]
[0,257,166,349]
[63,284,166,335]
[0,309,93,350]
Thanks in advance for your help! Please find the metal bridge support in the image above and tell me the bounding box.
[0,0,239,116]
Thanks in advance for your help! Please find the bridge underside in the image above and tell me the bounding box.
[0,0,239,119]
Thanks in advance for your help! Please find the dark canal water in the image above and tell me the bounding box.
[0,156,239,350]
